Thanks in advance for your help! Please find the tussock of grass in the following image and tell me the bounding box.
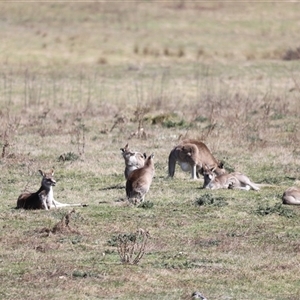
[255,202,295,218]
[195,193,228,207]
[137,201,154,209]
[58,152,80,162]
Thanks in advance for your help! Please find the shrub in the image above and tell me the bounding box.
[255,202,295,218]
[58,152,80,162]
[108,229,150,265]
[138,201,154,209]
[195,193,228,207]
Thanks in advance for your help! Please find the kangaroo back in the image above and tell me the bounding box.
[282,187,300,205]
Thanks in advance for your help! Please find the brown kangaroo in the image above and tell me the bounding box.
[203,165,259,191]
[126,154,155,204]
[282,187,300,205]
[168,139,225,180]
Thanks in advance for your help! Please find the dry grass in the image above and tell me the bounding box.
[1,2,300,300]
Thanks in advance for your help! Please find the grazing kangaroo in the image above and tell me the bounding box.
[282,187,300,205]
[126,154,155,204]
[168,139,225,180]
[203,166,259,191]
[120,143,146,179]
[17,170,86,210]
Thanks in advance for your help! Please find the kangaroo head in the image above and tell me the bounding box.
[121,143,143,157]
[202,164,216,180]
[202,165,217,188]
[145,153,155,166]
[39,169,56,188]
[121,143,146,167]
[120,143,130,157]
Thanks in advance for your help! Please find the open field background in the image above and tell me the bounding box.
[1,1,300,299]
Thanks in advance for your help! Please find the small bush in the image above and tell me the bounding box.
[58,152,80,162]
[108,229,150,265]
[72,270,88,278]
[162,119,189,128]
[282,47,300,60]
[107,235,119,247]
[138,201,154,209]
[255,202,295,218]
[72,271,99,278]
[194,115,208,123]
[117,229,150,265]
[195,193,228,207]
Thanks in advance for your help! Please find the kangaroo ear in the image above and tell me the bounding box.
[150,153,154,159]
[143,153,147,159]
[120,143,129,153]
[218,161,224,168]
[205,164,216,172]
[50,169,55,176]
[38,170,44,176]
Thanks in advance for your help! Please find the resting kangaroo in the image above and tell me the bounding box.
[17,170,86,210]
[282,187,300,205]
[203,166,259,191]
[126,154,155,204]
[168,139,225,180]
[120,143,146,179]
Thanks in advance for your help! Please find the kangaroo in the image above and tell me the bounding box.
[203,166,259,191]
[282,187,300,205]
[17,170,86,210]
[168,139,225,180]
[191,291,208,300]
[120,143,146,179]
[126,154,155,204]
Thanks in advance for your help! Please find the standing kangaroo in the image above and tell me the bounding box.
[126,154,155,204]
[120,143,146,179]
[168,139,225,180]
[17,170,86,210]
[203,166,259,191]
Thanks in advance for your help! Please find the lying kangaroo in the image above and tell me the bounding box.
[17,170,86,209]
[203,166,259,191]
[126,154,155,204]
[168,139,225,180]
[282,187,300,205]
[120,143,146,179]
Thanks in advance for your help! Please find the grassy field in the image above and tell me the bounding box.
[1,2,300,299]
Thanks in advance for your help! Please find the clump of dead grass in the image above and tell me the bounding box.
[282,47,300,61]
[0,113,20,159]
[40,209,80,236]
[129,106,151,139]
